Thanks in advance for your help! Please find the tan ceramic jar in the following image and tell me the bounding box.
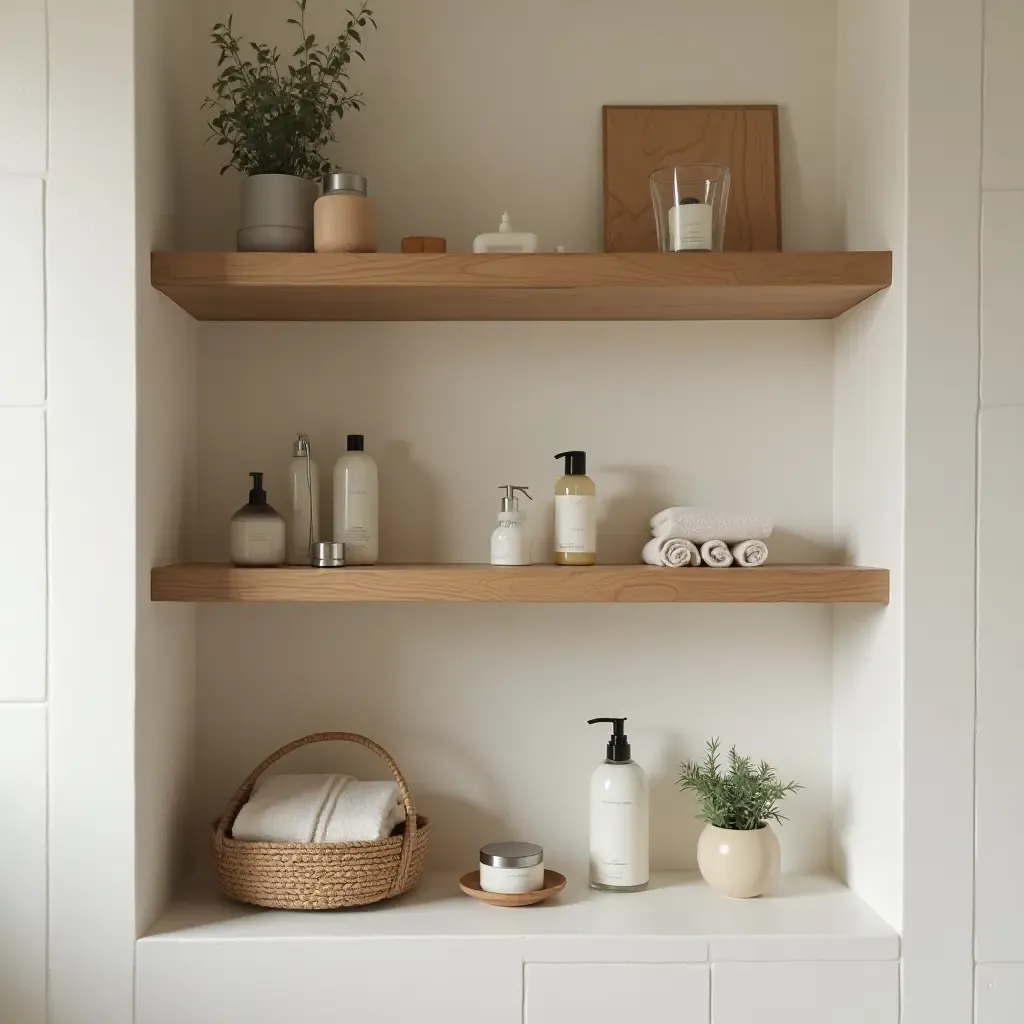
[314,171,378,253]
[696,822,780,898]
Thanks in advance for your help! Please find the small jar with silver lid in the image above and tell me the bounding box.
[314,171,378,254]
[479,842,544,894]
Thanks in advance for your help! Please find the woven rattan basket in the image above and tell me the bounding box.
[212,732,430,910]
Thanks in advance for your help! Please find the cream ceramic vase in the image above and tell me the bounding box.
[696,823,780,898]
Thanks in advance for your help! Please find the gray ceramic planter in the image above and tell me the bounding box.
[237,173,319,252]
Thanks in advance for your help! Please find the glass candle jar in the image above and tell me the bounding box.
[314,171,378,253]
[649,164,731,252]
[479,842,544,894]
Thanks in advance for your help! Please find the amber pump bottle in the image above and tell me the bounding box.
[553,450,596,565]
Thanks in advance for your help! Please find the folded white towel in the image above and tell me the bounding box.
[731,539,768,567]
[651,507,773,543]
[322,779,406,843]
[642,536,700,567]
[232,773,405,844]
[700,539,734,568]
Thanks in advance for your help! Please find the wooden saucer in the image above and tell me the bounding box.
[459,869,567,907]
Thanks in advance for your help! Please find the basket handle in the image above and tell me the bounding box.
[215,732,420,898]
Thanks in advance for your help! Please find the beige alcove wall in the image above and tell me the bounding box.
[136,0,906,942]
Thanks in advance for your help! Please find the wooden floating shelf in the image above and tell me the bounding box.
[150,564,890,605]
[151,251,892,322]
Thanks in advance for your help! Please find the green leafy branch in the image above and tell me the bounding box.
[203,0,376,178]
[677,738,802,831]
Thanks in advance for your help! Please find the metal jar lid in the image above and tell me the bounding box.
[322,171,367,196]
[311,541,345,568]
[479,842,543,868]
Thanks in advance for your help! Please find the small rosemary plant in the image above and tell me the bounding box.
[204,0,376,178]
[678,738,802,831]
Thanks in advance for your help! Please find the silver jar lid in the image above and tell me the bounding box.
[322,171,367,196]
[311,541,345,568]
[480,841,543,868]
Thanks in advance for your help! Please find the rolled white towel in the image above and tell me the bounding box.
[642,536,701,567]
[700,539,734,568]
[323,779,406,843]
[731,539,768,567]
[233,773,405,844]
[650,507,773,543]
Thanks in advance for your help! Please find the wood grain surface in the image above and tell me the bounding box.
[150,251,891,321]
[603,105,782,253]
[151,564,890,605]
[458,870,568,907]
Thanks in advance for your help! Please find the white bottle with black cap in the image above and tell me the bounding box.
[588,717,650,892]
[333,434,378,565]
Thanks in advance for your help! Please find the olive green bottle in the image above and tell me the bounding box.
[553,451,596,565]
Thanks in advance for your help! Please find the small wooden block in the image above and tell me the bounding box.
[401,236,447,253]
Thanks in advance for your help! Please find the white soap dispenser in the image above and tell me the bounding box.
[587,717,650,892]
[490,485,533,566]
[287,432,320,565]
[473,211,539,253]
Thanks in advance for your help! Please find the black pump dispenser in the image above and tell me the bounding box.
[248,472,268,505]
[556,450,587,475]
[347,434,365,451]
[588,717,631,762]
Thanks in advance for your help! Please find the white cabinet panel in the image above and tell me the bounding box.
[712,962,897,1024]
[0,176,45,405]
[983,0,1024,189]
[526,963,709,1024]
[0,408,46,700]
[977,408,1024,961]
[0,4,46,174]
[978,964,1024,1024]
[136,939,521,1024]
[981,192,1024,408]
[0,705,47,1024]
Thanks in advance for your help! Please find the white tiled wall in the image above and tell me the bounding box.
[976,406,1024,963]
[0,1,49,1021]
[0,176,45,404]
[712,962,899,1024]
[0,3,48,176]
[0,707,47,1023]
[0,408,47,700]
[976,0,1024,1006]
[980,192,1024,407]
[977,965,1024,1024]
[982,0,1024,191]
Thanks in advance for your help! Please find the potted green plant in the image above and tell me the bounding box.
[204,0,376,252]
[678,738,801,898]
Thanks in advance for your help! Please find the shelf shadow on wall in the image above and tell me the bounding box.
[598,465,678,564]
[378,439,443,562]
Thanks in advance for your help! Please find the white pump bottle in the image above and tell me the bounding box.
[588,717,649,892]
[490,485,533,565]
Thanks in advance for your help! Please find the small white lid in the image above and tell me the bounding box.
[498,211,512,233]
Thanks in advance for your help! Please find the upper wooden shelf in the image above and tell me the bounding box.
[151,251,892,322]
[150,564,890,605]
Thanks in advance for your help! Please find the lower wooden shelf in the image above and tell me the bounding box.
[150,563,889,604]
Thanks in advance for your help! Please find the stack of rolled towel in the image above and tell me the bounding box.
[232,773,406,843]
[642,507,772,569]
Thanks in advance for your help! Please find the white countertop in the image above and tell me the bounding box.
[141,870,899,963]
